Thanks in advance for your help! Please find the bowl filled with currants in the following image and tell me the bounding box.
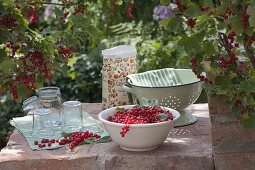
[98,105,180,151]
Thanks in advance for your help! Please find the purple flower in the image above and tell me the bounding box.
[153,5,174,21]
[44,0,58,20]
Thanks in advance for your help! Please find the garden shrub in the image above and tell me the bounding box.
[0,1,207,149]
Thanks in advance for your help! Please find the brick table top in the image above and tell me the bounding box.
[0,103,213,170]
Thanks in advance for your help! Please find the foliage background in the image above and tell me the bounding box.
[0,0,203,149]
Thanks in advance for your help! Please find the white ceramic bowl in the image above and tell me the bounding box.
[98,105,180,151]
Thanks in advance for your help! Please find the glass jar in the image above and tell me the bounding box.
[37,86,63,127]
[62,101,83,133]
[22,86,63,128]
[32,108,54,138]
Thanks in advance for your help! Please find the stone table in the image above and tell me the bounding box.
[0,103,213,170]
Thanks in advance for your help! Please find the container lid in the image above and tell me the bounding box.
[102,45,137,58]
[22,96,39,111]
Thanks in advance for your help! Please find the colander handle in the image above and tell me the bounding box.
[122,84,134,94]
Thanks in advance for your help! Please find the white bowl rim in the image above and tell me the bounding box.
[98,105,180,128]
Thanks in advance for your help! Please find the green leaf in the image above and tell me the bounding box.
[0,5,8,16]
[160,17,184,33]
[0,49,7,62]
[216,22,227,31]
[239,79,255,94]
[214,76,232,89]
[181,0,191,6]
[0,59,14,72]
[245,27,254,37]
[17,85,29,99]
[242,113,255,128]
[247,4,255,28]
[2,0,14,6]
[34,75,44,89]
[158,113,168,120]
[227,15,244,34]
[115,0,123,5]
[203,0,214,8]
[215,0,230,15]
[45,42,56,55]
[178,29,206,55]
[240,94,254,107]
[243,95,255,106]
[61,132,72,137]
[79,136,111,144]
[201,60,211,72]
[231,106,241,115]
[196,13,211,26]
[160,0,170,5]
[160,17,171,29]
[67,70,76,80]
[96,136,111,143]
[53,7,63,17]
[184,3,201,17]
[0,29,8,43]
[15,11,29,31]
[203,40,218,56]
[81,137,96,144]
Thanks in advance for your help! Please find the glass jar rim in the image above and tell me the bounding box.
[38,86,60,94]
[63,101,81,107]
[38,86,61,99]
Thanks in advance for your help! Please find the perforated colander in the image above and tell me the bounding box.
[122,68,203,127]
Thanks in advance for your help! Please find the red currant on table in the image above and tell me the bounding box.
[33,131,102,150]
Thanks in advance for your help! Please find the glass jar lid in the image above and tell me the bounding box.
[22,96,39,111]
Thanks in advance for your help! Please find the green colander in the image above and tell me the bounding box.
[122,68,203,127]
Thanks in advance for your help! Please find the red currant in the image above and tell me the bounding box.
[107,106,174,137]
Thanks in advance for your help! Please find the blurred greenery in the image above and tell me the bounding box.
[0,95,23,149]
[0,0,207,149]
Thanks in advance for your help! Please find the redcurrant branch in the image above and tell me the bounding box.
[16,0,80,7]
[215,16,224,22]
[243,34,255,68]
[0,74,12,83]
[41,2,80,6]
[218,32,232,55]
[218,32,226,48]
